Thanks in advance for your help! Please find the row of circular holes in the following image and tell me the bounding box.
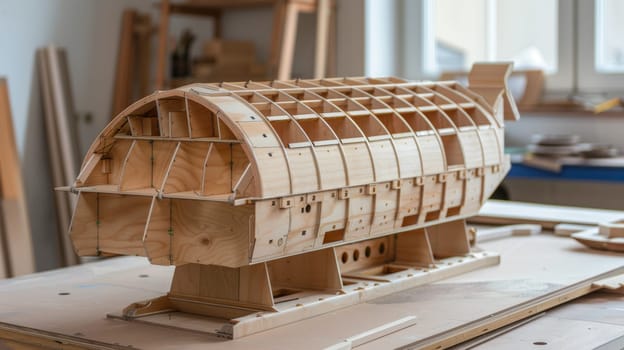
[341,242,386,264]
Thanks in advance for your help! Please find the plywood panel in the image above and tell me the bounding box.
[253,147,291,197]
[478,128,501,166]
[393,137,422,178]
[286,147,319,194]
[313,144,346,189]
[368,140,398,182]
[165,142,209,193]
[144,199,253,267]
[252,200,289,261]
[97,194,153,256]
[341,142,374,185]
[457,130,484,169]
[68,192,98,256]
[417,135,445,175]
[120,140,152,191]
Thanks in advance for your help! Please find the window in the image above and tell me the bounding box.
[595,0,624,73]
[364,0,624,94]
[427,0,558,75]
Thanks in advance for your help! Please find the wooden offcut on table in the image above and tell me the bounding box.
[0,202,623,349]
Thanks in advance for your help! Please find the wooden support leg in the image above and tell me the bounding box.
[426,219,471,258]
[267,247,343,292]
[122,248,344,320]
[124,262,275,320]
[395,228,435,267]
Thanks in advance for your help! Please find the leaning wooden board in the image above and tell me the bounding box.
[0,208,623,349]
[0,78,35,277]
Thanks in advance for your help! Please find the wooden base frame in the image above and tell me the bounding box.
[112,219,498,339]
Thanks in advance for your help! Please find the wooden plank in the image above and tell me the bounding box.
[276,2,299,80]
[37,49,75,266]
[0,209,6,278]
[473,200,624,229]
[269,0,287,78]
[112,9,136,117]
[313,0,330,79]
[37,47,80,266]
[0,79,22,200]
[0,78,35,277]
[155,0,170,89]
[136,14,153,97]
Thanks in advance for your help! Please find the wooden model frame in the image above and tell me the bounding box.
[67,63,519,338]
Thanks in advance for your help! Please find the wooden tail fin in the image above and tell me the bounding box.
[468,62,520,122]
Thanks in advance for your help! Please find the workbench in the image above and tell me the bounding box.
[1,201,623,349]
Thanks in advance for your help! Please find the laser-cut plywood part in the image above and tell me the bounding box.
[65,62,519,338]
[572,221,624,252]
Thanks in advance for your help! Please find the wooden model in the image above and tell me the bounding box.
[66,62,519,338]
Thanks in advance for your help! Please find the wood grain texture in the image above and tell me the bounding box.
[0,78,35,276]
[164,142,208,194]
[97,194,153,256]
[143,199,253,267]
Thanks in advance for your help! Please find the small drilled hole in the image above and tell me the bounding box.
[365,246,371,257]
[301,230,307,236]
[533,342,548,346]
[305,204,312,213]
[379,243,386,254]
[268,152,273,157]
[58,292,70,296]
[269,239,274,244]
[341,252,349,263]
[262,133,267,138]
[353,249,360,261]
[250,116,256,120]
